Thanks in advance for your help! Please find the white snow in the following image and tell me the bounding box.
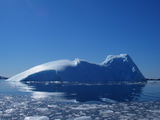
[7,60,76,82]
[36,108,49,113]
[7,54,145,82]
[24,116,49,120]
[74,116,92,120]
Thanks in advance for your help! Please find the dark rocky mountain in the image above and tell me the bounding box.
[146,78,160,80]
[0,76,8,79]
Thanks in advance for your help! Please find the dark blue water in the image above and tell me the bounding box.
[19,81,145,102]
[1,80,160,102]
[0,79,160,119]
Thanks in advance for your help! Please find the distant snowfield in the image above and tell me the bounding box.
[7,54,145,82]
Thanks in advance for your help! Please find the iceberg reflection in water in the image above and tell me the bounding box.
[20,81,146,102]
[3,80,160,120]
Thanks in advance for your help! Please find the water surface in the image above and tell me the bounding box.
[0,79,160,119]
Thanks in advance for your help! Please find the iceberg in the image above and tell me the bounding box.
[7,54,145,82]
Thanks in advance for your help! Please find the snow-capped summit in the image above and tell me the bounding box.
[102,54,145,81]
[7,54,146,82]
[102,54,129,65]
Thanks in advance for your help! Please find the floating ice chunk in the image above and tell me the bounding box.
[74,116,92,120]
[119,115,132,120]
[47,105,58,108]
[71,104,97,111]
[71,107,90,111]
[24,116,49,120]
[5,109,14,113]
[7,54,145,82]
[36,108,49,112]
[1,114,11,117]
[100,110,114,114]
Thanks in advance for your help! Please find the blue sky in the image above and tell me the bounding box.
[0,0,160,78]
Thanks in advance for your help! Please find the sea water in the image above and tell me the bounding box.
[0,79,160,120]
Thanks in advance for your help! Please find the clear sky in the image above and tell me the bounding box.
[0,0,160,78]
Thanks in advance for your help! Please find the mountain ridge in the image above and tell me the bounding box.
[0,76,8,79]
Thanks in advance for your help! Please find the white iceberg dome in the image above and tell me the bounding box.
[7,54,145,82]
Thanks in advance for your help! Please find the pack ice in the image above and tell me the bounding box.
[7,54,145,82]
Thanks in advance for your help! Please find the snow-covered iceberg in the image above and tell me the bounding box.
[7,54,146,82]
